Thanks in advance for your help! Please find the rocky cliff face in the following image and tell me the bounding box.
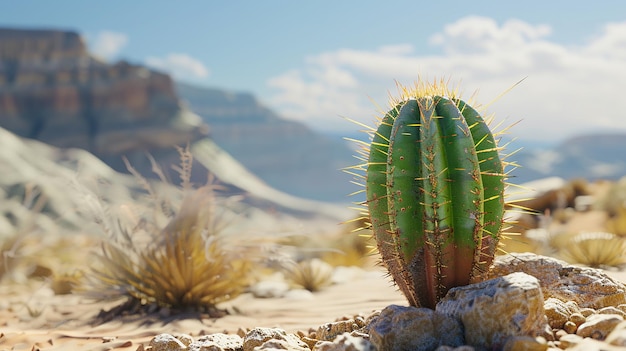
[0,28,207,174]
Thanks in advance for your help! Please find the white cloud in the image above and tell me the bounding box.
[266,16,626,144]
[90,31,129,60]
[145,53,210,81]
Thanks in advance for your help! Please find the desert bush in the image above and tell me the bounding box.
[83,147,251,314]
[284,258,334,292]
[559,231,626,268]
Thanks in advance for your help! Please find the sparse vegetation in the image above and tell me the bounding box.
[559,231,626,268]
[284,258,334,292]
[83,147,251,315]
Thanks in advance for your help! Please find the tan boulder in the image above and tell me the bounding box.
[436,272,550,349]
[489,253,626,309]
[368,304,464,351]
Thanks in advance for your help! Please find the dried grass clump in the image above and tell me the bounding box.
[559,231,626,268]
[284,258,334,292]
[84,147,250,314]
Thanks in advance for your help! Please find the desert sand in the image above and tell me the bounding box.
[3,263,626,351]
[0,264,407,351]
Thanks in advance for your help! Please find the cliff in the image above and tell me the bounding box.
[0,28,207,174]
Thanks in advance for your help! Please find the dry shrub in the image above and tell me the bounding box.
[83,146,251,314]
[284,258,333,292]
[559,231,626,268]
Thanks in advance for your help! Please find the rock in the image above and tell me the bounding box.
[317,319,361,342]
[249,280,290,298]
[368,304,463,351]
[253,339,309,351]
[284,289,315,300]
[433,346,475,351]
[331,266,365,284]
[502,336,547,351]
[506,177,586,215]
[0,28,208,182]
[576,313,624,340]
[563,321,579,334]
[489,253,626,309]
[0,27,359,203]
[313,333,374,351]
[569,313,587,327]
[544,298,578,329]
[243,328,308,351]
[568,337,626,351]
[177,334,195,347]
[557,334,584,349]
[606,321,626,346]
[598,306,626,317]
[193,334,243,351]
[436,272,549,350]
[149,333,187,351]
[580,308,596,317]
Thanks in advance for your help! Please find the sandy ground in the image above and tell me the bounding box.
[1,206,624,351]
[0,267,406,351]
[3,266,626,351]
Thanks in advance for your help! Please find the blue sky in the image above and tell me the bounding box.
[2,1,626,145]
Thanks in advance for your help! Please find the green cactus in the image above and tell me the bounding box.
[365,82,506,309]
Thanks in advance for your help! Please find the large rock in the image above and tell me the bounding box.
[489,253,626,309]
[368,304,464,351]
[436,272,550,350]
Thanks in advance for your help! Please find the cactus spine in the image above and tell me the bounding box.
[365,82,506,309]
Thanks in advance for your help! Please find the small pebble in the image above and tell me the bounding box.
[563,321,578,334]
[569,313,586,327]
[598,306,626,317]
[579,308,595,317]
[558,334,583,349]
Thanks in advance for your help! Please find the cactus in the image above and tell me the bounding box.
[364,82,506,309]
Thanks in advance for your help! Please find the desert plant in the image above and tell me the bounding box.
[559,231,626,267]
[84,147,250,315]
[284,258,334,292]
[359,81,508,308]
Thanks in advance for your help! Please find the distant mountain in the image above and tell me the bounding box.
[509,134,626,184]
[0,27,359,204]
[176,82,358,202]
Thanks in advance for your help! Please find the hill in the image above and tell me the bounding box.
[176,82,357,202]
